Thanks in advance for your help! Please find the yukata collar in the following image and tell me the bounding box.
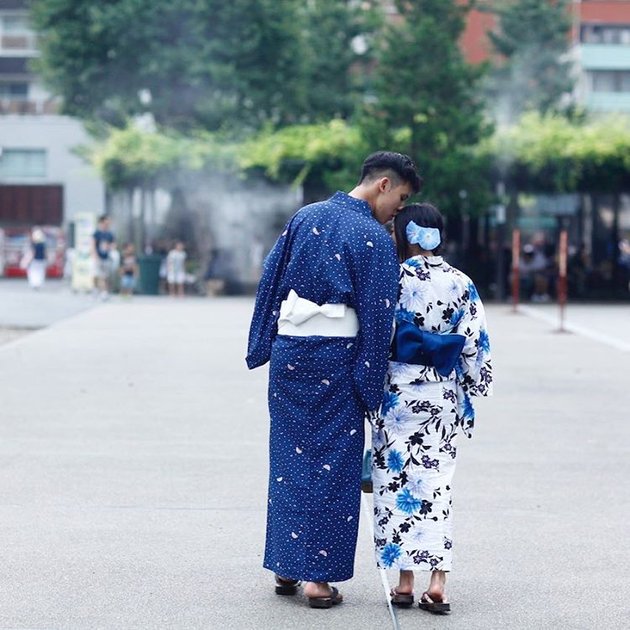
[331,191,373,219]
[406,254,444,268]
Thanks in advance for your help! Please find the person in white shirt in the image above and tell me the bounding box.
[166,241,187,297]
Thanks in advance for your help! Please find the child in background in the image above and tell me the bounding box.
[166,241,187,297]
[119,243,138,298]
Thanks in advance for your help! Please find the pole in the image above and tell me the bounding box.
[495,182,507,302]
[558,229,568,332]
[511,229,520,312]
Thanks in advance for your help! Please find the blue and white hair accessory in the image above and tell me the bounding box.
[406,220,441,251]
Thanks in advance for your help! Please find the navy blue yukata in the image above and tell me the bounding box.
[247,191,399,582]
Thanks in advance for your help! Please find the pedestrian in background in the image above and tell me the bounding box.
[247,151,422,609]
[119,243,138,298]
[26,227,47,290]
[166,241,187,297]
[92,215,115,300]
[372,203,492,615]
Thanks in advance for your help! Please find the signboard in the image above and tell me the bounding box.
[71,213,96,292]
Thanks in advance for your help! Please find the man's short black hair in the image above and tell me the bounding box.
[359,151,423,194]
[98,214,110,223]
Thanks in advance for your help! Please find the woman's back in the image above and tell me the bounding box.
[396,255,476,335]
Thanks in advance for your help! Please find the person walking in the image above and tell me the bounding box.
[247,152,422,609]
[92,215,115,300]
[26,227,47,290]
[372,203,492,615]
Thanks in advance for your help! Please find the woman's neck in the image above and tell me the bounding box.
[408,244,434,258]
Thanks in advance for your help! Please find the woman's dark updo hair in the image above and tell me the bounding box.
[393,203,444,262]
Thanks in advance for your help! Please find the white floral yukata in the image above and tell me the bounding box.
[372,254,492,572]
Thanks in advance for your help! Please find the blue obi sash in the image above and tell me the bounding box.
[390,320,466,377]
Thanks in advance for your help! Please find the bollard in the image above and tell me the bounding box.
[558,230,568,332]
[511,229,520,312]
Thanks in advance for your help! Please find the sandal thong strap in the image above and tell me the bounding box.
[307,586,343,609]
[419,592,451,614]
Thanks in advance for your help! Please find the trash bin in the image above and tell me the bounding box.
[138,254,162,295]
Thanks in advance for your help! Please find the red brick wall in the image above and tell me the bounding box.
[580,2,630,24]
[460,8,496,64]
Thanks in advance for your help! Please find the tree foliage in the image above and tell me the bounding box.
[85,120,366,191]
[31,0,370,133]
[480,112,630,192]
[486,0,574,121]
[299,1,373,122]
[362,0,491,215]
[32,1,306,131]
[87,113,630,200]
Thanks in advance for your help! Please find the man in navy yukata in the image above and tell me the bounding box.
[247,152,422,609]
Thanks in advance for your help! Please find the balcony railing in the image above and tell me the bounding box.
[0,33,38,53]
[0,98,59,114]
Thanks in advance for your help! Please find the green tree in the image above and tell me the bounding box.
[31,0,306,132]
[299,0,376,122]
[366,0,490,215]
[487,0,574,121]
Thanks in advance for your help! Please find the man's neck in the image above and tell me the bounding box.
[348,185,375,210]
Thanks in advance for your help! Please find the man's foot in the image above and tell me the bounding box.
[304,582,343,608]
[274,574,300,596]
[306,585,343,609]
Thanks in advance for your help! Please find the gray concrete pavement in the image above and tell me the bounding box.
[0,295,628,629]
[0,278,95,329]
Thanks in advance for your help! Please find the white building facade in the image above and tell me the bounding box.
[0,0,104,234]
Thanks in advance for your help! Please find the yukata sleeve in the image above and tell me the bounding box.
[351,236,399,412]
[455,280,493,398]
[245,227,292,369]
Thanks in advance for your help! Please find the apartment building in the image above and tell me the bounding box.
[0,0,104,275]
[574,1,630,112]
[460,1,630,114]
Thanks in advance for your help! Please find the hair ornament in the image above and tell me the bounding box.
[406,220,441,250]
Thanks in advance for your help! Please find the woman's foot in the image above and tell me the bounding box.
[419,570,450,614]
[390,569,415,607]
[395,569,414,595]
[426,569,446,602]
[419,592,451,614]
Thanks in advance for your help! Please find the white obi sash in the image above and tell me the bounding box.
[277,289,359,337]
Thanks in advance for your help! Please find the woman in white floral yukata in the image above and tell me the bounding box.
[371,203,492,615]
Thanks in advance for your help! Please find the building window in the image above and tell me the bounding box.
[0,82,28,100]
[1,12,36,51]
[581,24,630,45]
[590,71,630,93]
[0,149,47,179]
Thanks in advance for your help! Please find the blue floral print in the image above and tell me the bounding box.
[372,254,492,572]
[381,543,403,568]
[387,449,404,473]
[396,488,422,514]
[381,390,400,416]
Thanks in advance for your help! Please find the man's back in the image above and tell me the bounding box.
[272,192,396,309]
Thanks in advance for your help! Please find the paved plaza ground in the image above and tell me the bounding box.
[0,280,628,629]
